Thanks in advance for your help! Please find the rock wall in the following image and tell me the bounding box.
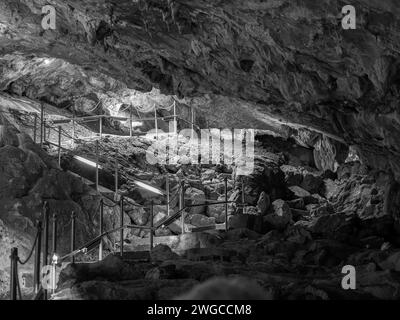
[0,113,106,298]
[0,1,400,179]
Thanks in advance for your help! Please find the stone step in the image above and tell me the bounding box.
[124,232,223,253]
[116,251,151,262]
[183,247,241,262]
[187,223,226,233]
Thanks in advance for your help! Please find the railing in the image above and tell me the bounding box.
[8,175,248,300]
[4,101,247,300]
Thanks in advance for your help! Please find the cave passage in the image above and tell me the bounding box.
[0,0,400,304]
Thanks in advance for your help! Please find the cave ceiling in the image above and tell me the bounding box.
[0,0,400,177]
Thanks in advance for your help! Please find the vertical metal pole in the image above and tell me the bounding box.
[51,256,57,295]
[179,181,185,234]
[51,214,57,295]
[99,117,103,139]
[58,126,62,166]
[166,175,170,216]
[34,220,42,295]
[42,202,49,300]
[95,140,99,191]
[10,248,18,300]
[154,106,158,140]
[52,213,57,256]
[115,161,118,195]
[72,110,76,148]
[241,179,246,214]
[129,107,133,138]
[191,106,194,140]
[150,201,154,251]
[40,103,44,147]
[33,113,37,143]
[120,197,124,257]
[225,177,228,231]
[42,202,49,266]
[43,120,47,143]
[173,101,177,133]
[99,199,104,261]
[70,211,76,263]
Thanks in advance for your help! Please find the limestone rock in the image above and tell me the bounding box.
[184,187,206,215]
[263,200,293,231]
[256,191,270,215]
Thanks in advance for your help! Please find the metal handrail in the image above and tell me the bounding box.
[6,101,237,300]
[55,196,237,265]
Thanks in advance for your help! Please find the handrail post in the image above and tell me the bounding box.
[52,213,57,257]
[70,211,76,263]
[34,220,42,295]
[173,101,178,145]
[129,106,133,138]
[241,179,246,214]
[42,202,49,300]
[150,201,154,251]
[224,177,228,231]
[42,202,49,267]
[120,196,124,257]
[154,105,158,140]
[115,161,118,196]
[9,248,18,300]
[51,214,57,295]
[99,116,103,139]
[173,101,177,135]
[179,181,185,234]
[57,126,62,166]
[191,106,194,140]
[95,140,99,191]
[166,175,170,216]
[40,103,44,147]
[99,199,104,261]
[72,110,76,148]
[33,113,38,143]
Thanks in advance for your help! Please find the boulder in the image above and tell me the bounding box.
[263,200,292,231]
[184,187,206,215]
[256,191,270,215]
[357,270,400,300]
[207,195,229,223]
[186,214,215,227]
[126,206,149,226]
[378,251,400,272]
[280,165,303,186]
[308,214,356,241]
[287,198,305,210]
[301,174,324,195]
[150,244,180,262]
[288,186,311,198]
[228,214,263,234]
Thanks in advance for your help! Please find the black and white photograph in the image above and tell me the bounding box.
[0,0,400,309]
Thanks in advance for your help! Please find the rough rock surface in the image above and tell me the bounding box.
[0,115,116,297]
[2,0,400,301]
[0,1,400,178]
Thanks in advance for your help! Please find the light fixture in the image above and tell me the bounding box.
[52,254,59,265]
[133,180,166,196]
[73,155,102,169]
[131,121,143,127]
[43,58,53,65]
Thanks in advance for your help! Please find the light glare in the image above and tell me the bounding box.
[73,155,101,169]
[133,180,165,196]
